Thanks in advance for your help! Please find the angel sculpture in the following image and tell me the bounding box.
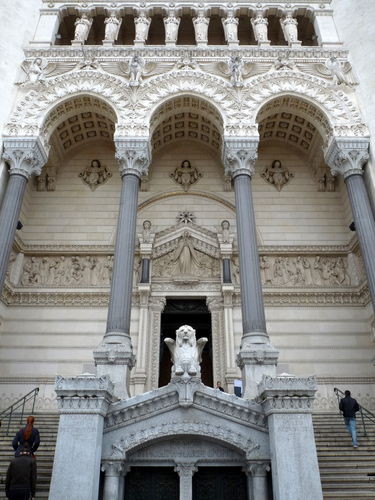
[129,55,145,86]
[17,57,76,86]
[214,57,272,85]
[165,325,207,379]
[324,57,352,85]
[101,57,173,84]
[296,57,356,86]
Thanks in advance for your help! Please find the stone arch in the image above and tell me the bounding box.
[135,71,234,135]
[111,421,261,460]
[243,70,368,141]
[5,71,126,143]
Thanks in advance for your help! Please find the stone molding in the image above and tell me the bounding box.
[222,138,259,178]
[2,137,48,179]
[55,374,114,415]
[110,420,261,460]
[325,138,370,179]
[259,375,317,415]
[114,138,151,178]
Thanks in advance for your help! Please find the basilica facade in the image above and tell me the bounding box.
[0,0,375,499]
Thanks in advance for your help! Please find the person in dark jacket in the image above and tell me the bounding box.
[6,443,37,499]
[12,416,40,457]
[339,390,360,447]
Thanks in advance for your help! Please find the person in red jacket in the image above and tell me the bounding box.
[6,443,37,499]
[12,416,40,457]
[339,390,360,447]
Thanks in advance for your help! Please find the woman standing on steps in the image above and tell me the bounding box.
[12,416,40,458]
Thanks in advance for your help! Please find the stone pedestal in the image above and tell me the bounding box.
[49,374,114,500]
[259,375,323,500]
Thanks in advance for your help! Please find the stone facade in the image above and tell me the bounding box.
[0,1,375,498]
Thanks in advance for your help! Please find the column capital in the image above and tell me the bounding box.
[258,374,317,416]
[114,138,151,179]
[222,138,259,178]
[54,374,114,416]
[244,462,270,477]
[174,461,198,478]
[2,137,48,179]
[325,137,370,179]
[101,459,125,476]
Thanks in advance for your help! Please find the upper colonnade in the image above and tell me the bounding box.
[32,0,340,48]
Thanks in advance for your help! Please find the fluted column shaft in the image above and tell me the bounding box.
[0,138,47,295]
[325,138,375,311]
[106,172,140,340]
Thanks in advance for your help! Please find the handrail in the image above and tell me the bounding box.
[334,387,375,438]
[0,387,39,436]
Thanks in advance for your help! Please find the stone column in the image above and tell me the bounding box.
[94,138,151,399]
[148,297,166,390]
[222,286,237,391]
[223,139,278,399]
[101,460,124,500]
[175,462,197,500]
[259,375,323,500]
[193,12,210,46]
[0,138,47,295]
[138,221,155,284]
[134,12,151,46]
[118,465,130,500]
[133,284,151,393]
[244,462,270,500]
[222,13,239,46]
[49,374,114,500]
[164,12,181,45]
[325,138,375,310]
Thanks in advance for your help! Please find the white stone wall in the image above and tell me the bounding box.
[332,0,375,210]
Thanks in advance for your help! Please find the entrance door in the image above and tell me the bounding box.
[159,299,213,388]
[192,467,247,500]
[124,467,179,500]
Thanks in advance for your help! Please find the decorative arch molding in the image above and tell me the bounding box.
[110,421,261,460]
[138,190,236,213]
[245,70,368,141]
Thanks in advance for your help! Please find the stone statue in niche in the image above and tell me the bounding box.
[170,160,202,192]
[261,160,294,191]
[141,220,152,243]
[220,220,231,243]
[74,13,91,42]
[104,12,121,41]
[170,231,202,276]
[79,159,112,190]
[165,325,207,378]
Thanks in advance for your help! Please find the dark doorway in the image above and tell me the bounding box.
[158,299,213,388]
[124,467,179,500]
[193,467,248,500]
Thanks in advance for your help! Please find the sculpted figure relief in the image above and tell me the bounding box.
[79,160,112,190]
[280,14,299,44]
[222,16,239,43]
[251,13,269,42]
[129,55,145,86]
[192,14,210,42]
[261,160,294,191]
[170,160,202,191]
[134,14,151,42]
[164,14,181,43]
[165,325,207,378]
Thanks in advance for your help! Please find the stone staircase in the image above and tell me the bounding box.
[1,411,374,498]
[0,413,59,499]
[313,412,375,498]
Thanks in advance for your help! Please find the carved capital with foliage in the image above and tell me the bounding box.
[114,138,151,178]
[223,138,259,178]
[325,138,370,179]
[2,137,47,179]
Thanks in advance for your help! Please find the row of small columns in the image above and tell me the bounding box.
[33,7,341,47]
[0,135,374,400]
[71,10,305,47]
[101,459,270,500]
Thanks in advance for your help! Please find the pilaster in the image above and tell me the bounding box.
[259,375,323,500]
[313,10,342,47]
[50,374,114,500]
[30,8,61,45]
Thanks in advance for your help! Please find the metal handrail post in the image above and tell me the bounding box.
[31,389,39,414]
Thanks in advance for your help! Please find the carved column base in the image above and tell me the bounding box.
[259,375,323,500]
[94,341,135,400]
[258,40,270,47]
[237,343,279,400]
[102,40,115,46]
[71,40,84,46]
[289,41,302,48]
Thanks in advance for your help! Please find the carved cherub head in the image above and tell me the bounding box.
[176,325,196,348]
